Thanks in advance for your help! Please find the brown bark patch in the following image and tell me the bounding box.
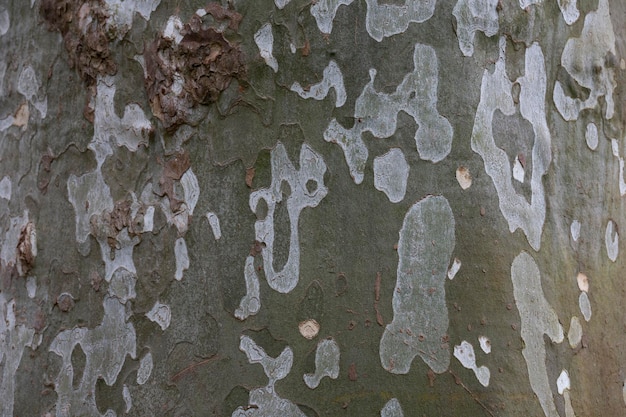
[158,150,191,211]
[144,7,246,132]
[18,222,36,276]
[40,0,116,86]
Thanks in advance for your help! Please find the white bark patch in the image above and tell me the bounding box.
[235,256,261,320]
[373,148,409,203]
[146,301,171,330]
[553,0,616,121]
[0,115,12,131]
[180,169,199,216]
[137,352,153,385]
[471,39,551,250]
[163,16,183,43]
[557,0,579,25]
[105,0,161,39]
[380,398,404,417]
[452,0,499,57]
[249,143,327,293]
[108,268,137,304]
[557,369,570,395]
[0,176,10,200]
[453,341,490,386]
[17,65,47,118]
[299,319,320,340]
[324,43,452,184]
[623,380,626,405]
[143,206,155,232]
[564,390,577,417]
[303,338,340,388]
[511,251,564,417]
[291,60,346,107]
[576,273,588,293]
[255,23,278,73]
[570,220,580,242]
[206,212,222,240]
[0,8,8,36]
[567,316,582,348]
[310,0,354,34]
[579,292,592,322]
[605,220,619,262]
[92,76,152,164]
[174,237,189,281]
[585,123,598,150]
[122,384,132,413]
[96,229,139,282]
[610,139,626,196]
[233,336,306,417]
[456,166,472,190]
[512,156,525,183]
[365,0,436,42]
[274,0,291,9]
[447,258,462,280]
[380,195,455,374]
[68,170,113,253]
[478,335,491,354]
[50,296,136,417]
[0,295,36,417]
[26,276,37,299]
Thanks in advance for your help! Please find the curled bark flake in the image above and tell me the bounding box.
[40,0,116,86]
[144,7,246,131]
[158,150,191,211]
[18,222,36,276]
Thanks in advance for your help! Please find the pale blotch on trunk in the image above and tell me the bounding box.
[373,148,409,203]
[234,335,305,416]
[452,0,499,57]
[303,338,340,389]
[254,23,278,73]
[364,0,436,42]
[325,43,452,184]
[380,398,404,417]
[290,60,346,107]
[248,142,327,294]
[380,195,455,374]
[511,251,564,417]
[553,0,616,121]
[471,39,551,251]
[453,340,490,387]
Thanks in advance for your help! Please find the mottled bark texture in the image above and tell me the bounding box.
[1,0,626,416]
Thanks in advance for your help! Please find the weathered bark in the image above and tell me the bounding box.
[1,0,625,416]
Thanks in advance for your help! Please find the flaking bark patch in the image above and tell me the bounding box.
[157,150,191,211]
[40,0,116,86]
[144,9,246,132]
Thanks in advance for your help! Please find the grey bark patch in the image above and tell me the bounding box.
[379,195,455,374]
[144,8,246,131]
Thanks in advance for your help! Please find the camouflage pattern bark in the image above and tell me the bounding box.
[1,0,626,416]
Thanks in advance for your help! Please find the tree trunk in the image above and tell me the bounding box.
[1,0,625,416]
